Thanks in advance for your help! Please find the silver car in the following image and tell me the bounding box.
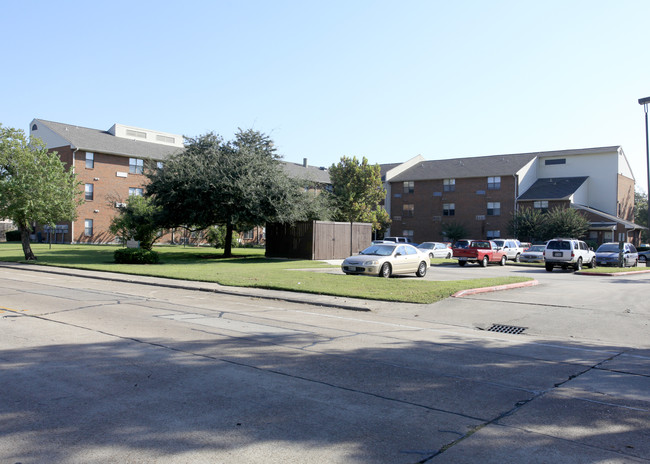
[595,242,638,267]
[342,243,430,278]
[520,244,546,263]
[417,242,453,259]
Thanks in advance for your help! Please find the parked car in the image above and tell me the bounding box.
[341,243,430,278]
[417,242,453,259]
[520,244,546,262]
[492,239,525,262]
[595,242,638,267]
[382,236,416,245]
[543,238,595,271]
[639,250,650,264]
[452,240,508,267]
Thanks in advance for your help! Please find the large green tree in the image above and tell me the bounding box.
[509,205,590,242]
[328,156,387,229]
[0,124,81,260]
[146,129,302,257]
[109,195,162,250]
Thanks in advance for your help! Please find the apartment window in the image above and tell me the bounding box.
[129,158,144,174]
[534,200,549,212]
[443,203,455,216]
[403,181,414,194]
[487,230,501,239]
[243,229,254,240]
[403,203,414,217]
[156,161,164,169]
[487,176,501,190]
[84,219,93,236]
[86,152,94,169]
[443,178,455,192]
[545,158,566,165]
[84,183,94,201]
[487,202,500,216]
[129,187,144,196]
[403,229,414,238]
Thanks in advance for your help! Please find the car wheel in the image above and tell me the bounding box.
[379,263,392,278]
[545,263,554,272]
[640,255,647,263]
[633,259,638,267]
[500,255,507,266]
[514,253,520,263]
[429,252,434,260]
[480,256,489,267]
[574,257,582,271]
[586,257,594,269]
[416,261,427,277]
[446,252,452,259]
[458,260,467,267]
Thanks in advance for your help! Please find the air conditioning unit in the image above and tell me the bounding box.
[115,202,126,208]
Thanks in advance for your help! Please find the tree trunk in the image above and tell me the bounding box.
[224,220,233,258]
[20,226,37,261]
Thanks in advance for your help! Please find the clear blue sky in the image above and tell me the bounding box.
[2,1,650,192]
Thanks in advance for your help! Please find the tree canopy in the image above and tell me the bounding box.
[0,124,81,260]
[509,206,590,242]
[328,156,388,230]
[146,129,303,257]
[109,195,162,251]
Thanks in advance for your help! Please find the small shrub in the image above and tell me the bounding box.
[5,230,21,242]
[114,248,160,264]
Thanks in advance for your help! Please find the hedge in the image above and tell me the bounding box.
[114,248,160,264]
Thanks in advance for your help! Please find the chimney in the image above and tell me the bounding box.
[303,158,308,168]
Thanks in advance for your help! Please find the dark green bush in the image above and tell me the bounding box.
[5,230,21,242]
[114,248,160,264]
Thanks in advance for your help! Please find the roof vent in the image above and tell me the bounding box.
[303,158,308,168]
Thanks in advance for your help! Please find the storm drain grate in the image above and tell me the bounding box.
[488,324,526,335]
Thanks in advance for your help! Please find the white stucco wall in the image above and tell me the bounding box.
[537,149,619,215]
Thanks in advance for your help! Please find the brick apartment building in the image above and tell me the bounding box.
[383,146,644,245]
[30,119,331,245]
[30,119,184,244]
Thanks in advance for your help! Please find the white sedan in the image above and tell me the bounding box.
[342,243,430,278]
[417,241,453,259]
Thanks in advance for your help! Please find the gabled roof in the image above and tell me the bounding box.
[390,152,537,182]
[33,119,183,160]
[281,161,330,184]
[518,177,589,201]
[572,204,646,231]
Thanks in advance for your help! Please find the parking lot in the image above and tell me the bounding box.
[1,263,649,463]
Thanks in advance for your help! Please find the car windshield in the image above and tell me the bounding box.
[493,240,505,246]
[360,245,395,256]
[418,243,434,249]
[547,241,571,250]
[597,244,620,253]
[528,245,545,252]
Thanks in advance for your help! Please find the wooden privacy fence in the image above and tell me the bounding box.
[266,221,372,260]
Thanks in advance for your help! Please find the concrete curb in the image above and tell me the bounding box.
[576,268,650,276]
[1,261,540,309]
[451,279,539,298]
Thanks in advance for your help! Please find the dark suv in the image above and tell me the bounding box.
[543,238,595,271]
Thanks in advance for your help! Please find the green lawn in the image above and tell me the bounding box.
[0,243,533,304]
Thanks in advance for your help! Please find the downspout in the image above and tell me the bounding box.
[71,147,78,244]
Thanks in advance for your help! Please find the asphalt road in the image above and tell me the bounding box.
[1,263,648,463]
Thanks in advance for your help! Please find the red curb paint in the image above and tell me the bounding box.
[452,279,539,298]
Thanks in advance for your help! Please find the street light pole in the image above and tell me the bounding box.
[639,96,650,239]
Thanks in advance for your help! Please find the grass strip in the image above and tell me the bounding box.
[0,243,532,304]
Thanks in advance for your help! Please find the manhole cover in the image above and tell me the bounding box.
[487,324,526,335]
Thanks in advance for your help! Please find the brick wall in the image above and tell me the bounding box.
[617,174,635,222]
[390,176,517,242]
